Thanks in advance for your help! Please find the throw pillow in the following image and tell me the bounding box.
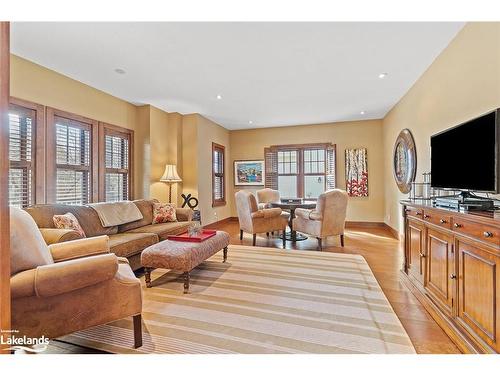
[53,212,86,238]
[152,202,177,224]
[10,207,54,276]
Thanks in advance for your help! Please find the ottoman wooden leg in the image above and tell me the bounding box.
[223,246,228,262]
[144,268,152,288]
[183,272,190,294]
[133,314,143,348]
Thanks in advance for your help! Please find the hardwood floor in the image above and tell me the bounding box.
[47,222,459,354]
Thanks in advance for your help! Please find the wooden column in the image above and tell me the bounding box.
[0,22,10,353]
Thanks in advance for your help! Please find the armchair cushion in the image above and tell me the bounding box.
[49,235,110,262]
[251,208,282,219]
[39,228,83,245]
[34,253,119,298]
[295,208,322,221]
[10,207,54,276]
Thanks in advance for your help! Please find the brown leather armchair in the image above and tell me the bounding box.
[235,190,287,247]
[293,189,348,250]
[10,207,143,348]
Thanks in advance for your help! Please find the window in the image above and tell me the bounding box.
[46,108,98,205]
[212,143,226,207]
[265,143,336,199]
[7,99,44,208]
[99,123,133,202]
[277,149,299,198]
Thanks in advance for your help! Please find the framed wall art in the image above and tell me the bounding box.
[234,160,265,186]
[345,148,368,197]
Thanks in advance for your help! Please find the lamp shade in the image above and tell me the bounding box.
[160,164,182,183]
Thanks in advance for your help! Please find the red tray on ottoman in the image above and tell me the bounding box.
[167,229,217,242]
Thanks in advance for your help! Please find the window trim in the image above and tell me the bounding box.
[98,122,134,201]
[212,142,226,207]
[46,107,99,204]
[267,143,336,199]
[9,97,45,205]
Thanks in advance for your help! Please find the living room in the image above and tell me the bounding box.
[1,1,500,372]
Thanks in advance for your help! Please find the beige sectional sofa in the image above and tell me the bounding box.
[25,199,193,270]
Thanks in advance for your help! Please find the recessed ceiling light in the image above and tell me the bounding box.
[360,111,366,115]
[378,73,388,79]
[216,94,222,100]
[114,68,126,75]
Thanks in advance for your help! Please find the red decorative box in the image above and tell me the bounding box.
[167,229,217,242]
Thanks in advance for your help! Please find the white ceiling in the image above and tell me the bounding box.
[11,22,464,130]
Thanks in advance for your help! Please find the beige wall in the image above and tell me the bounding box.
[149,105,170,202]
[135,105,151,198]
[382,22,500,233]
[229,120,385,222]
[182,114,231,225]
[181,114,199,205]
[197,115,232,224]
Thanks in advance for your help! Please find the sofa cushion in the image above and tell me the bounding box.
[127,221,192,241]
[108,232,159,258]
[10,207,54,275]
[25,204,118,237]
[118,199,156,232]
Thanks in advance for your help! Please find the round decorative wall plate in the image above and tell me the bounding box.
[393,129,417,193]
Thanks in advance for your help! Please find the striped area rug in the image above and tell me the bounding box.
[60,245,415,354]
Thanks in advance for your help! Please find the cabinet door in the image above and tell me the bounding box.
[457,238,500,352]
[407,218,425,285]
[425,227,455,316]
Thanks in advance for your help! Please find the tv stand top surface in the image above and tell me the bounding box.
[400,199,500,224]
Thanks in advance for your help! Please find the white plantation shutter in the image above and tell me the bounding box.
[104,132,130,202]
[8,105,35,208]
[54,116,91,205]
[264,147,278,190]
[326,145,337,190]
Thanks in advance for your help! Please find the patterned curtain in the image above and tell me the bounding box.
[345,148,368,197]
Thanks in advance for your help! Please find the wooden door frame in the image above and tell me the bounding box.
[0,21,10,353]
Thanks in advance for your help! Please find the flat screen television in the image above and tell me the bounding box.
[431,109,499,193]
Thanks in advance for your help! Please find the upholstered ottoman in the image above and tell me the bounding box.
[141,231,230,293]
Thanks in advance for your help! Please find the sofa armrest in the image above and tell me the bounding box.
[49,235,110,262]
[251,207,282,219]
[34,253,119,298]
[39,228,83,245]
[295,208,322,221]
[11,269,36,299]
[176,208,193,222]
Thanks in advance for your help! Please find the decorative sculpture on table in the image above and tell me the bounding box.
[393,129,417,193]
[345,148,369,197]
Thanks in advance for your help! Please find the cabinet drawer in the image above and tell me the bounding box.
[452,218,500,247]
[423,210,452,230]
[405,207,423,219]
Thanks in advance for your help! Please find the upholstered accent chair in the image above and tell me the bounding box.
[256,188,290,235]
[292,189,348,250]
[235,190,288,247]
[256,188,281,209]
[9,207,143,348]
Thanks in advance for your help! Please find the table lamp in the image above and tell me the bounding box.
[160,164,182,203]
